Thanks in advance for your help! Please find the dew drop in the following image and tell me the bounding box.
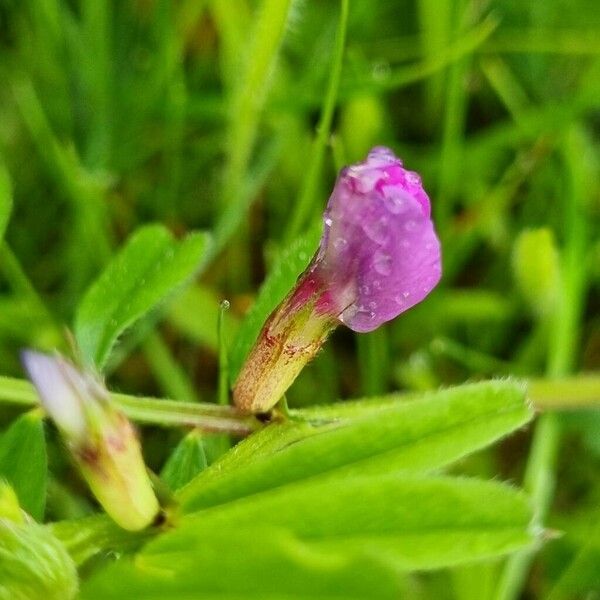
[383,192,407,214]
[406,171,421,186]
[372,279,382,290]
[362,216,389,244]
[368,301,377,310]
[403,291,410,298]
[333,237,348,250]
[372,61,391,81]
[324,216,333,227]
[368,146,395,160]
[220,299,231,311]
[373,250,392,276]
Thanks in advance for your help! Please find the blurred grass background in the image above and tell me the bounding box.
[0,0,599,597]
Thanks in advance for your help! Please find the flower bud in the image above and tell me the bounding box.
[512,228,559,319]
[0,483,78,600]
[234,147,441,413]
[22,351,159,531]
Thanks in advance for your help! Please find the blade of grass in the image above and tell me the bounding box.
[435,0,475,234]
[143,331,200,402]
[284,0,349,241]
[495,126,591,600]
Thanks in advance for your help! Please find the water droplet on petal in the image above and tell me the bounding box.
[333,237,348,250]
[403,291,410,298]
[373,250,392,276]
[324,217,333,227]
[368,301,377,310]
[383,192,407,214]
[406,171,421,186]
[363,216,389,243]
[369,146,393,159]
[372,279,382,290]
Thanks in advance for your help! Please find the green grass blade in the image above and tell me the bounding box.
[0,412,47,521]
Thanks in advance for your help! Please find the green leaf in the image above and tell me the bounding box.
[160,430,207,492]
[0,162,13,241]
[229,227,320,379]
[81,528,406,599]
[50,514,152,567]
[0,518,78,600]
[176,476,535,570]
[179,380,533,511]
[0,412,47,521]
[74,225,211,369]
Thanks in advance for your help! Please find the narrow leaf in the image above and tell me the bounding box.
[81,528,405,599]
[176,476,535,570]
[74,225,210,368]
[179,380,533,511]
[161,430,208,492]
[0,412,47,520]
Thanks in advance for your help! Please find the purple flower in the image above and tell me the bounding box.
[234,147,441,413]
[313,146,441,332]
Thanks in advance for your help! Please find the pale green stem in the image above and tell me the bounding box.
[0,376,259,436]
[2,374,597,433]
[217,300,231,406]
[495,128,589,600]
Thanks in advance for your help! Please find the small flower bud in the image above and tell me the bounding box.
[512,228,559,318]
[22,351,159,531]
[0,483,78,600]
[234,147,441,413]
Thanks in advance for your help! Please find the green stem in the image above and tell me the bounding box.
[357,328,389,396]
[436,0,472,234]
[0,375,260,436]
[217,300,231,406]
[495,127,589,599]
[528,375,600,410]
[285,0,349,241]
[2,371,597,435]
